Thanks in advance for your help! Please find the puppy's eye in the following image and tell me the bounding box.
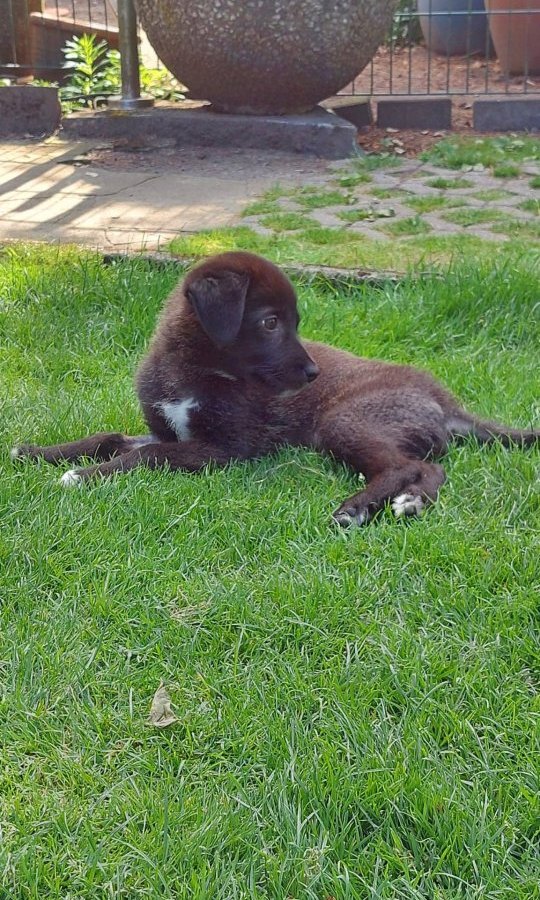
[262,316,278,331]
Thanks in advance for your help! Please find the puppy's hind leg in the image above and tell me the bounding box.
[11,432,156,466]
[333,459,446,527]
[391,462,446,519]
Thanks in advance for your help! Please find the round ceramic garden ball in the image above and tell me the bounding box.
[135,0,398,115]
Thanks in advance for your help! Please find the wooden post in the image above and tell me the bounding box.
[11,0,32,65]
[0,0,42,67]
[0,0,16,63]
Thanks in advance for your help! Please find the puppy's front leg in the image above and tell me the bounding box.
[11,432,153,465]
[59,439,236,486]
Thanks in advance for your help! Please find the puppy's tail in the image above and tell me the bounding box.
[448,411,540,447]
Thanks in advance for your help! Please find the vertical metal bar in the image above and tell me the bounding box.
[465,6,471,96]
[484,4,490,94]
[118,0,140,99]
[445,6,451,97]
[108,0,153,108]
[389,34,393,94]
[407,9,413,96]
[505,6,510,94]
[426,0,432,94]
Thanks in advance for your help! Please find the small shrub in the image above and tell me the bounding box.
[59,33,183,111]
[60,34,120,109]
[389,0,422,45]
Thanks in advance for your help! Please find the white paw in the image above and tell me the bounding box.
[10,446,22,460]
[60,469,82,488]
[392,492,425,518]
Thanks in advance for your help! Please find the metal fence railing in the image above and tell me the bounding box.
[1,0,539,101]
[345,2,540,99]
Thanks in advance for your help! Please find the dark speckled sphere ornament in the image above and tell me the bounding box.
[134,0,398,115]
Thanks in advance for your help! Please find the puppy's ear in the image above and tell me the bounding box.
[186,271,249,346]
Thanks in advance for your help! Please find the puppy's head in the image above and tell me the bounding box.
[184,251,319,394]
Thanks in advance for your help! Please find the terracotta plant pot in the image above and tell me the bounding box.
[485,0,540,75]
[134,0,398,115]
[418,0,492,56]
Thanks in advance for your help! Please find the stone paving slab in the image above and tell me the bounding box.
[0,137,329,252]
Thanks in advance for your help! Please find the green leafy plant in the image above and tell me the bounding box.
[60,34,120,108]
[389,0,422,45]
[59,33,184,111]
[139,65,184,102]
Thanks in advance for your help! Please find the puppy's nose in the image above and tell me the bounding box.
[304,361,320,383]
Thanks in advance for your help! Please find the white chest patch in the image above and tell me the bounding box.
[158,397,200,441]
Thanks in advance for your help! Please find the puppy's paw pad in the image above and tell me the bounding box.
[392,492,424,518]
[333,511,354,528]
[333,506,369,528]
[60,469,83,488]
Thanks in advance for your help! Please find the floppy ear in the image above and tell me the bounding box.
[186,271,250,346]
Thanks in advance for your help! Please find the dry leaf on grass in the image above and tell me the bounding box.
[147,683,178,728]
[169,598,211,626]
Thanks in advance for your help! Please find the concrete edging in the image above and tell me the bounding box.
[101,250,437,285]
[61,106,359,160]
[0,86,61,136]
[473,96,540,132]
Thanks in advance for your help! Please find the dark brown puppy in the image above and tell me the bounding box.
[12,251,539,525]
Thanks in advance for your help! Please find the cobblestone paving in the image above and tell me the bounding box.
[1,137,538,253]
[241,158,540,244]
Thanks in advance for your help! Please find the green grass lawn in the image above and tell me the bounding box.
[1,244,539,899]
[169,226,540,272]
